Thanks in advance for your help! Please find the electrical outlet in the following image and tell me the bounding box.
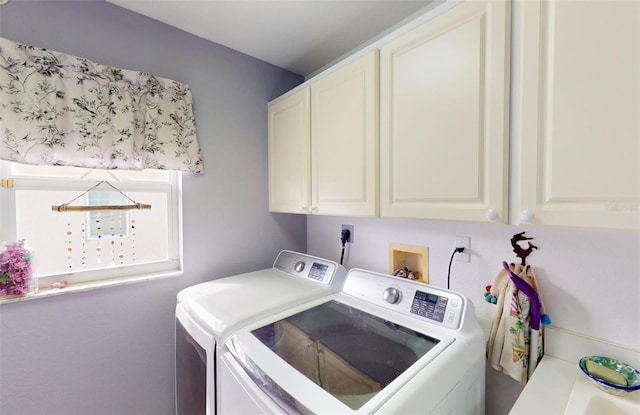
[341,224,354,243]
[455,236,470,262]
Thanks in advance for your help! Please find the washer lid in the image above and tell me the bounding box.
[177,269,333,340]
[226,298,455,413]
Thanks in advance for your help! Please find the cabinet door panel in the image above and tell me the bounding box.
[380,0,510,222]
[268,88,310,213]
[392,17,482,202]
[311,50,379,216]
[517,0,639,229]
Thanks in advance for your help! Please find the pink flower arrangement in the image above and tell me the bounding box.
[0,240,33,297]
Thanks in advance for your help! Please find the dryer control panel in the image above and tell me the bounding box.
[273,251,346,290]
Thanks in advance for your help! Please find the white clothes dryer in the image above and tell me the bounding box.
[219,268,485,414]
[175,251,346,415]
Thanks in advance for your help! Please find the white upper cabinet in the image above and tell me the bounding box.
[311,50,379,216]
[269,50,379,216]
[268,87,310,214]
[379,0,510,222]
[515,0,639,230]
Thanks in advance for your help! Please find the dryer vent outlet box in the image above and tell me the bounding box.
[388,242,429,284]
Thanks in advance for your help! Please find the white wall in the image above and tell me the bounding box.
[0,1,306,414]
[307,215,640,413]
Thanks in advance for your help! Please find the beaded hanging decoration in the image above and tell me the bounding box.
[54,181,150,284]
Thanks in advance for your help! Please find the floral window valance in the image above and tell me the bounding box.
[0,37,203,173]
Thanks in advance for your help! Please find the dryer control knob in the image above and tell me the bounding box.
[383,287,402,304]
[294,261,305,272]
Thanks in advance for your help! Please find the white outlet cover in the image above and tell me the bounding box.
[455,236,470,262]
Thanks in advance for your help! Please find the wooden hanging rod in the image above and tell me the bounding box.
[51,203,152,212]
[50,180,152,212]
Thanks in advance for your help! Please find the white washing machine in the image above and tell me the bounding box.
[219,268,485,414]
[175,251,346,415]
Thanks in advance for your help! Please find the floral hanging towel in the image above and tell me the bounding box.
[486,263,545,384]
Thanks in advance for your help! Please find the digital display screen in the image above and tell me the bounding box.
[310,263,328,273]
[425,293,438,303]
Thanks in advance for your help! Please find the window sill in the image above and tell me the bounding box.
[0,270,182,305]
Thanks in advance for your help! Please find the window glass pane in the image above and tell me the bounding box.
[87,192,130,239]
[2,161,181,288]
[14,189,170,277]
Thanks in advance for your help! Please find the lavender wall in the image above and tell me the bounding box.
[0,1,305,414]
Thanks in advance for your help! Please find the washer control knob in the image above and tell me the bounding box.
[294,261,305,272]
[383,287,402,304]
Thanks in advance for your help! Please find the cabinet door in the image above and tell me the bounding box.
[516,0,639,230]
[380,1,510,222]
[311,50,379,216]
[268,87,311,214]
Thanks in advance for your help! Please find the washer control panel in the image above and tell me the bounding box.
[343,269,465,329]
[273,251,346,289]
[410,290,450,323]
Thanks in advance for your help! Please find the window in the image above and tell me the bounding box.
[0,161,182,293]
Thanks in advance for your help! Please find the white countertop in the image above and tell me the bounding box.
[510,330,640,415]
[509,356,577,414]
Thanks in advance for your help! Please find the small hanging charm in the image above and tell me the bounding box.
[130,218,137,262]
[66,214,74,274]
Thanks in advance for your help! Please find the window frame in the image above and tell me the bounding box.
[0,161,183,301]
